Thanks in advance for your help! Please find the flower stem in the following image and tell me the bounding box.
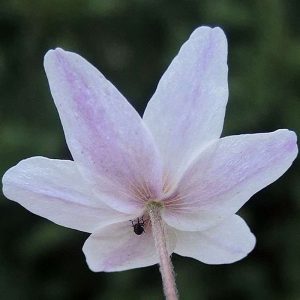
[148,202,178,300]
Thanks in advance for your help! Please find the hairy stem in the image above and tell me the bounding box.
[147,202,178,300]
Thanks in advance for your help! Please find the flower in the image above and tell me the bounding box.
[2,26,298,272]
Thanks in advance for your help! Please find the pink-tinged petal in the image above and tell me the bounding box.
[44,49,163,213]
[2,157,131,233]
[83,221,176,272]
[143,27,228,183]
[174,215,256,264]
[162,209,224,232]
[163,129,298,231]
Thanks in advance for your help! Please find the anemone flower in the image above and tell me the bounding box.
[2,27,297,300]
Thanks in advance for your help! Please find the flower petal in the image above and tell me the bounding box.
[143,26,228,183]
[174,215,256,264]
[163,129,298,231]
[2,157,130,233]
[83,221,176,272]
[44,49,163,213]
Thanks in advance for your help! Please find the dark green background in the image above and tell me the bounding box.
[0,1,299,299]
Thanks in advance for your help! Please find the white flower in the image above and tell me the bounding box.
[2,27,298,272]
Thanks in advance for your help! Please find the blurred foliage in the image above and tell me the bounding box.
[0,0,299,299]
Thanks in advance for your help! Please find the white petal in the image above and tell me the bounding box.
[44,49,163,213]
[163,129,298,231]
[83,221,176,272]
[174,215,256,264]
[2,157,130,233]
[143,26,228,183]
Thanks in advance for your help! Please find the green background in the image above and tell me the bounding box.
[0,0,299,299]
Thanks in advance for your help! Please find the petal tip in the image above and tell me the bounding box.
[279,129,298,158]
[82,239,102,272]
[191,25,226,40]
[2,170,10,198]
[44,48,67,67]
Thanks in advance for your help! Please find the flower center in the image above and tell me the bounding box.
[146,199,164,211]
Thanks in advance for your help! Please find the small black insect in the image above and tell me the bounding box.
[130,217,145,235]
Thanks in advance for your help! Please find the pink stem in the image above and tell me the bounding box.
[148,203,178,300]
